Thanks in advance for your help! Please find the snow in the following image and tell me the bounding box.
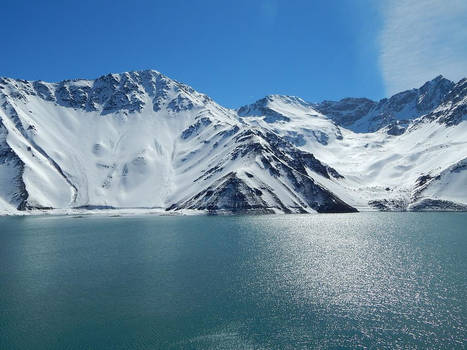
[237,80,467,211]
[0,70,465,215]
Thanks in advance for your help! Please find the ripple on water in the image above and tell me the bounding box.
[0,212,465,349]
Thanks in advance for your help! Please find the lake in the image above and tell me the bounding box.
[0,213,465,349]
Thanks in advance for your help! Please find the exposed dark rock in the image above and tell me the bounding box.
[181,117,212,139]
[74,205,117,210]
[0,120,28,210]
[386,121,407,136]
[368,199,408,211]
[315,98,375,127]
[167,95,194,112]
[169,172,285,214]
[410,199,467,211]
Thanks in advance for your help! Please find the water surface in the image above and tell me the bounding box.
[0,213,465,349]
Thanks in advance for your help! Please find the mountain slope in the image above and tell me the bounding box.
[0,71,465,215]
[313,75,457,133]
[0,70,357,214]
[237,77,467,211]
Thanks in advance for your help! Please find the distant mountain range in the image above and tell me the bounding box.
[0,70,465,214]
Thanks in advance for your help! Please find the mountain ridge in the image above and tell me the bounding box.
[238,75,463,133]
[0,70,465,215]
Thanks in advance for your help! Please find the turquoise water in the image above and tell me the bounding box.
[0,213,465,349]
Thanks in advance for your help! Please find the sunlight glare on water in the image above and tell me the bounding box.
[0,212,465,349]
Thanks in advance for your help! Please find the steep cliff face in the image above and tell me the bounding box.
[0,71,465,214]
[0,120,27,211]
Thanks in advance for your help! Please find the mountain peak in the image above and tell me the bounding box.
[264,94,311,106]
[0,69,214,116]
[432,74,445,81]
[0,70,466,215]
[237,94,312,116]
[419,74,453,90]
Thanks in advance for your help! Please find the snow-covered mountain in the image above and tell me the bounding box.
[0,70,465,215]
[313,75,457,133]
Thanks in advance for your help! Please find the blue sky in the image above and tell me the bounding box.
[1,0,465,107]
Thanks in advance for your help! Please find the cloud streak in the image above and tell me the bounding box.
[379,0,467,95]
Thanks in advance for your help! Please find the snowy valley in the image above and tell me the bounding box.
[0,70,465,215]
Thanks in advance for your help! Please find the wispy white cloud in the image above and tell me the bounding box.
[379,0,467,95]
